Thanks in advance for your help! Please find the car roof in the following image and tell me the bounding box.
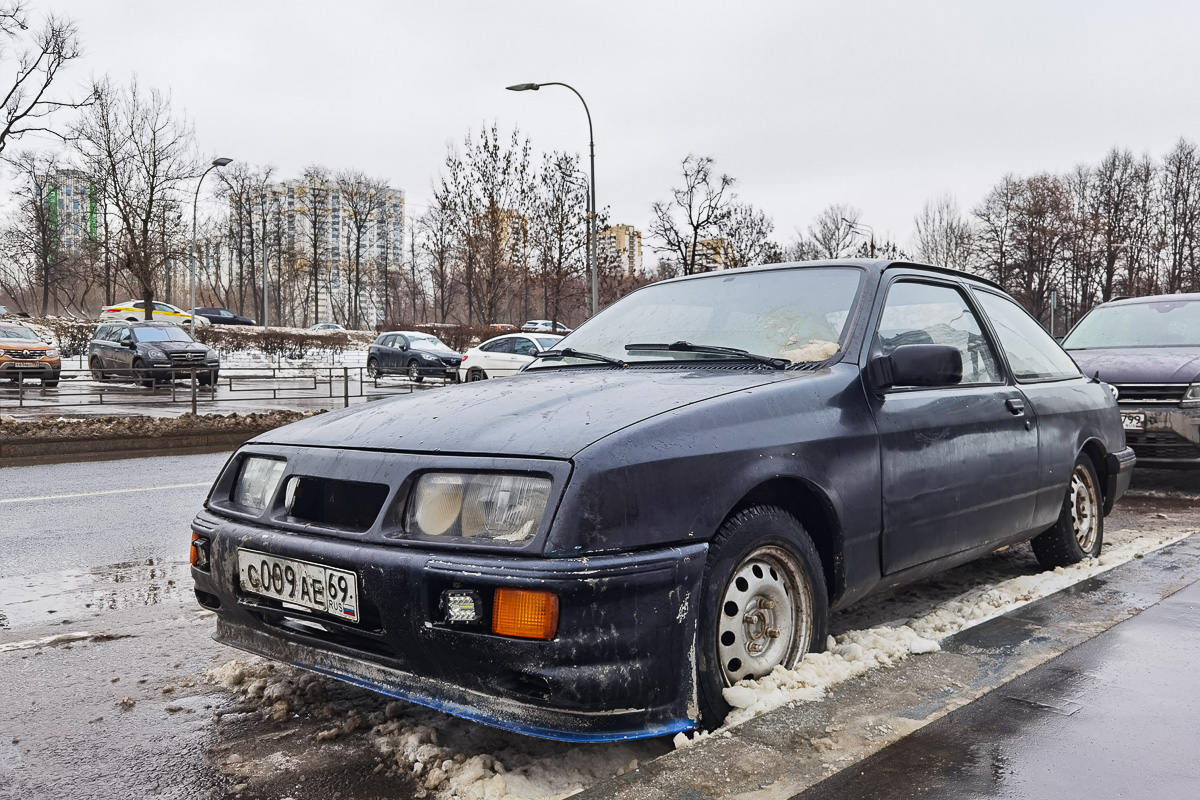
[649,259,1005,292]
[1096,292,1200,307]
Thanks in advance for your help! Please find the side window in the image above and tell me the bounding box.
[131,302,146,310]
[974,290,1081,382]
[490,338,516,355]
[877,281,1003,385]
[512,338,538,356]
[479,340,501,353]
[395,335,409,349]
[116,327,131,343]
[154,303,174,313]
[93,325,109,341]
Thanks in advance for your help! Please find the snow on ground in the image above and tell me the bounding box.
[201,524,1196,800]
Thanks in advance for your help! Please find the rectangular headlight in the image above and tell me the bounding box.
[1183,383,1200,408]
[232,456,286,512]
[405,472,551,544]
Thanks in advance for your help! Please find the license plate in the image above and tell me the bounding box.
[1121,412,1145,431]
[13,362,40,368]
[237,549,359,623]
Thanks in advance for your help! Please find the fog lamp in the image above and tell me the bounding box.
[441,589,483,623]
[492,588,559,640]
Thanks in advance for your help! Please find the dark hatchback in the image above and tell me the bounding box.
[89,321,220,385]
[191,260,1133,742]
[1063,293,1200,468]
[195,307,256,326]
[367,331,461,382]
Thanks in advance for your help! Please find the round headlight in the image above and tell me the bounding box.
[411,474,464,536]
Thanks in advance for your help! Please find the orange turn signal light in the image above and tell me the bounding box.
[190,532,209,568]
[492,588,559,640]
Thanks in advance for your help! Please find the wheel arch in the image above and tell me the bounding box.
[723,476,844,606]
[1079,436,1108,498]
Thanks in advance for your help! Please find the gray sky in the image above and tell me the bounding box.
[31,0,1200,253]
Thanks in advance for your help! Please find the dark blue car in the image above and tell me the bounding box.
[191,260,1133,741]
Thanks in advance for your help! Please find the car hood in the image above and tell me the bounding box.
[0,340,49,351]
[255,366,793,458]
[1068,347,1200,384]
[152,340,210,353]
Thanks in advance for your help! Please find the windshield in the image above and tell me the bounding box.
[408,334,448,348]
[133,327,194,343]
[0,326,39,341]
[530,267,863,368]
[536,337,560,349]
[1063,299,1200,349]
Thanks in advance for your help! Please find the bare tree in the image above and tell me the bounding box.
[0,148,65,312]
[335,168,386,328]
[718,202,777,268]
[0,2,89,157]
[530,152,587,328]
[72,78,197,320]
[418,194,456,324]
[912,193,973,269]
[806,204,862,259]
[295,164,330,325]
[649,154,735,275]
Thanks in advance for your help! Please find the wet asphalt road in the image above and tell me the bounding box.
[794,574,1200,800]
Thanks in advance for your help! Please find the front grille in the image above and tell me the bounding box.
[4,348,41,361]
[1113,383,1188,405]
[168,352,206,363]
[1125,430,1200,461]
[439,357,461,367]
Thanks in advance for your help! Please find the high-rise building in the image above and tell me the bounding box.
[598,224,643,276]
[231,176,405,325]
[45,169,98,252]
[688,237,734,272]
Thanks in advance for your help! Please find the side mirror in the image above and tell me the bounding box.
[870,344,963,389]
[125,340,137,349]
[400,344,408,351]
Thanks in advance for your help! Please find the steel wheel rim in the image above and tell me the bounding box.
[717,545,812,687]
[1071,465,1099,553]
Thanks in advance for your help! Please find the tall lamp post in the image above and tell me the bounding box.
[507,82,598,317]
[191,157,233,336]
[842,218,876,258]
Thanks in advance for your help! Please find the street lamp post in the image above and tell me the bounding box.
[842,218,876,258]
[191,157,233,337]
[507,82,598,317]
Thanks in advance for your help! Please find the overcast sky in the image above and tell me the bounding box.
[26,0,1200,253]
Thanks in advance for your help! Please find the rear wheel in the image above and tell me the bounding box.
[468,368,488,382]
[407,360,423,383]
[1031,455,1103,569]
[697,505,828,730]
[42,377,59,388]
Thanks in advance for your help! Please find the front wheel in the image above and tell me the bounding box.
[367,357,382,379]
[132,358,153,388]
[407,360,423,383]
[1031,455,1104,569]
[468,368,488,382]
[197,369,217,387]
[696,505,828,730]
[90,358,105,381]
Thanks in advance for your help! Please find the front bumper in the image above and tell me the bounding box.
[145,363,218,381]
[0,360,60,380]
[192,510,706,741]
[1121,405,1200,468]
[1104,446,1137,514]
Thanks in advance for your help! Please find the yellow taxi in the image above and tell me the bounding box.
[0,321,60,386]
[99,300,210,326]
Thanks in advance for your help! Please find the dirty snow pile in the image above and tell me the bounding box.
[675,525,1196,747]
[205,659,664,800]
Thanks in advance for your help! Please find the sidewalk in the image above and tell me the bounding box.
[794,573,1200,799]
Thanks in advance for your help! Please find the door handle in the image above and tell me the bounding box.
[1006,398,1025,415]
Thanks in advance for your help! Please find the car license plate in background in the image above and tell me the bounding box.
[1120,412,1145,431]
[237,549,359,623]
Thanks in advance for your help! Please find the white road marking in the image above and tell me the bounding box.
[0,482,209,504]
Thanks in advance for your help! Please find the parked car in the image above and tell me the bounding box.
[0,321,60,386]
[100,300,209,326]
[458,333,562,381]
[521,319,572,334]
[191,259,1133,742]
[367,331,461,382]
[88,321,220,386]
[195,307,256,326]
[489,323,519,333]
[1062,292,1200,468]
[309,322,346,332]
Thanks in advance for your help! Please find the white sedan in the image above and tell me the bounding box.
[458,333,563,381]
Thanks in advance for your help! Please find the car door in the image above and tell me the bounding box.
[374,335,395,371]
[112,326,137,375]
[972,288,1092,530]
[869,277,1040,575]
[483,337,518,375]
[509,337,540,374]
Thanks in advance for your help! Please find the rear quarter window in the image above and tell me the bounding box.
[974,290,1081,382]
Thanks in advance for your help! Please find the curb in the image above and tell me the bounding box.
[0,430,265,467]
[575,534,1200,800]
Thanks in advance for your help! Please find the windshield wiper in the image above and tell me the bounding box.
[625,341,790,369]
[530,348,627,367]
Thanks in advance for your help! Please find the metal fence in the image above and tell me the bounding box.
[0,365,444,413]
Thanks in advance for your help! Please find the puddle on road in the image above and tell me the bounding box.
[0,557,190,630]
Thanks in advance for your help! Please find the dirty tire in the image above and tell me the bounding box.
[468,368,488,382]
[367,357,381,378]
[407,360,423,383]
[133,358,153,388]
[42,378,58,388]
[1031,455,1104,569]
[89,358,105,381]
[198,369,216,387]
[697,505,828,731]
